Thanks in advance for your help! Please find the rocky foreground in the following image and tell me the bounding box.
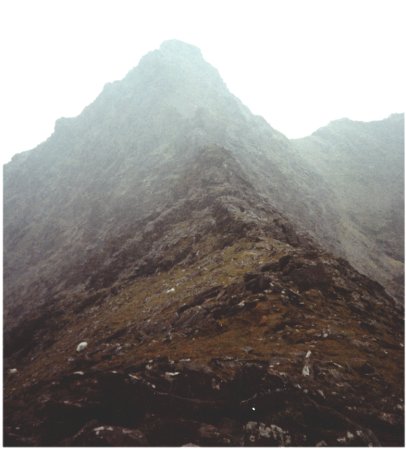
[4,234,404,446]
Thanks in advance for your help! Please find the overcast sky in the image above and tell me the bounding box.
[1,0,405,164]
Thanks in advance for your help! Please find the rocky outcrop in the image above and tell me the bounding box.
[4,359,395,446]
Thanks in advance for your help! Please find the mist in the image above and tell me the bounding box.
[1,0,405,164]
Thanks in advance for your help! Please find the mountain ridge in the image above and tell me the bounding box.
[10,40,402,301]
[3,40,404,446]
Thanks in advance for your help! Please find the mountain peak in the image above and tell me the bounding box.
[131,39,225,102]
[137,39,206,71]
[159,39,203,57]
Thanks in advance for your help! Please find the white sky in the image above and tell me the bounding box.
[0,0,405,164]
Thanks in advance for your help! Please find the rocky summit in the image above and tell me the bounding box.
[3,40,404,446]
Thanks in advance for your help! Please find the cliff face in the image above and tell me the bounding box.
[3,41,404,446]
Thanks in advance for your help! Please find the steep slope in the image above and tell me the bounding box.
[293,114,404,300]
[3,40,332,335]
[3,40,404,446]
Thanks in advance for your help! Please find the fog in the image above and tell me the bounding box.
[1,0,405,164]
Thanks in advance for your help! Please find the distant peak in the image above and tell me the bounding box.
[136,39,206,74]
[159,39,202,57]
[387,112,404,121]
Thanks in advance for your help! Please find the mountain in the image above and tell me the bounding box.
[3,40,404,446]
[293,114,404,301]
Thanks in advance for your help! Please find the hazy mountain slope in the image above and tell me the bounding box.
[3,40,404,446]
[3,40,332,332]
[293,114,404,300]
